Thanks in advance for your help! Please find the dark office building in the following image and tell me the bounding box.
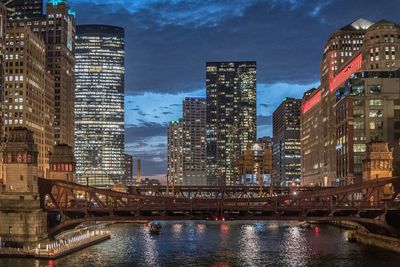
[206,61,256,185]
[272,97,302,186]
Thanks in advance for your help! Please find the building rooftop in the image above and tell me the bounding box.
[340,18,373,31]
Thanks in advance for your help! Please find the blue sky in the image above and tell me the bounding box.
[69,0,400,178]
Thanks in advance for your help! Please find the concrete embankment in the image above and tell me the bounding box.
[346,230,400,253]
[329,221,400,253]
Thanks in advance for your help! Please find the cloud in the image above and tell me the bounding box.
[125,122,167,142]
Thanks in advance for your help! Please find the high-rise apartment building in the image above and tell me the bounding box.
[4,0,76,147]
[301,19,400,186]
[206,61,256,185]
[124,153,133,185]
[167,119,184,186]
[3,25,54,177]
[75,25,125,187]
[182,97,206,185]
[272,98,301,186]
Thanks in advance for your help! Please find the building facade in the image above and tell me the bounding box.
[301,19,400,186]
[75,24,125,187]
[272,98,301,186]
[167,119,184,186]
[206,61,256,185]
[182,97,206,185]
[3,25,54,177]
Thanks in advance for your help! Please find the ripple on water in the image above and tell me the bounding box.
[1,221,400,267]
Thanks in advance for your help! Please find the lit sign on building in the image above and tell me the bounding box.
[329,54,362,92]
[302,90,321,114]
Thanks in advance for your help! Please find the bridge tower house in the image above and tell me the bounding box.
[48,144,76,181]
[362,141,393,198]
[363,141,393,180]
[0,127,48,243]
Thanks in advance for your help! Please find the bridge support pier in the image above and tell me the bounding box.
[0,128,48,245]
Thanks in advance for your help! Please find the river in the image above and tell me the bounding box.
[1,221,400,267]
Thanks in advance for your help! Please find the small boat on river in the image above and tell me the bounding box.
[149,222,162,235]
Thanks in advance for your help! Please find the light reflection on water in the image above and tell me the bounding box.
[1,221,400,267]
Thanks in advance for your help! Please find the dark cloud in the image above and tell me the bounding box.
[72,0,400,95]
[260,103,269,108]
[162,111,173,115]
[125,122,167,143]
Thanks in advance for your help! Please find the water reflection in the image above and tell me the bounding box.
[1,222,400,267]
[280,227,310,266]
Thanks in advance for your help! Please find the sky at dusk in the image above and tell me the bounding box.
[69,0,400,179]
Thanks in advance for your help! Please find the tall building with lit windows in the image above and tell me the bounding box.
[75,25,125,187]
[3,0,76,147]
[301,19,400,186]
[167,119,184,186]
[182,97,206,185]
[206,61,256,186]
[272,98,301,186]
[3,25,54,177]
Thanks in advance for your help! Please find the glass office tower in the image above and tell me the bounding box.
[75,25,125,187]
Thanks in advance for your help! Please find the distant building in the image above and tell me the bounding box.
[167,119,184,186]
[272,97,301,186]
[235,141,273,186]
[182,97,206,185]
[75,25,125,187]
[124,153,133,185]
[206,61,257,185]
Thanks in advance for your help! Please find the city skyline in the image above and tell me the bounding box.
[65,0,400,179]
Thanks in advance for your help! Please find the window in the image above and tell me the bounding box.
[395,110,400,117]
[369,99,383,106]
[395,121,400,129]
[354,121,364,129]
[353,109,365,118]
[369,110,383,117]
[368,85,381,94]
[353,99,365,107]
[394,99,400,106]
[353,144,366,152]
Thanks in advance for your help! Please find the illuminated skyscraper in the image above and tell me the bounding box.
[75,25,125,187]
[183,97,206,185]
[167,119,184,186]
[272,98,301,186]
[206,61,256,185]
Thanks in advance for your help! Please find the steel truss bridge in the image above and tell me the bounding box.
[38,177,400,236]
